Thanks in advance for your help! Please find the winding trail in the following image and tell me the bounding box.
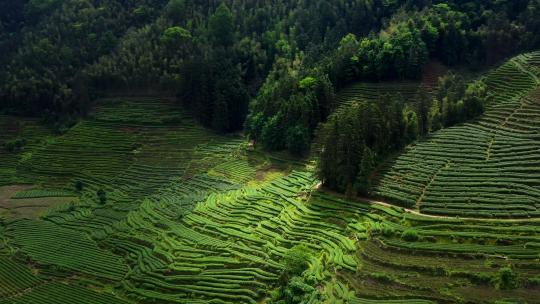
[358,195,540,223]
[415,160,451,210]
[357,197,540,223]
[485,95,527,161]
[314,184,540,223]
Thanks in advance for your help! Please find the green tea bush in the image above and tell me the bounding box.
[371,272,394,283]
[282,244,312,280]
[74,180,84,192]
[495,266,518,290]
[281,276,317,304]
[97,189,107,204]
[382,225,395,237]
[401,229,419,242]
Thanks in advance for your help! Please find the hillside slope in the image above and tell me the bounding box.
[375,52,540,218]
[1,95,540,303]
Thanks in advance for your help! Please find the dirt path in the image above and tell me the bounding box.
[356,195,540,223]
[0,185,76,219]
[313,185,540,223]
[415,160,451,210]
[485,95,527,161]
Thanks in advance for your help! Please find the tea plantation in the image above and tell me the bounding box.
[1,55,539,303]
[375,52,540,218]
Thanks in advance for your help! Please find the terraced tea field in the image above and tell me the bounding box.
[0,97,265,303]
[0,116,52,186]
[1,55,540,303]
[333,59,448,115]
[375,52,540,218]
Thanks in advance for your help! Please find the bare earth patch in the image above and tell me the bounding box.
[253,168,284,182]
[0,185,77,219]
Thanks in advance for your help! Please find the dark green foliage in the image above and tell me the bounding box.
[3,138,27,152]
[286,125,310,156]
[2,0,407,134]
[208,3,234,47]
[165,0,185,24]
[25,0,62,21]
[317,98,408,194]
[401,229,420,242]
[161,26,191,48]
[270,244,320,304]
[495,266,519,290]
[282,244,312,280]
[260,115,285,150]
[381,225,396,237]
[354,147,375,195]
[462,80,489,119]
[403,107,420,142]
[1,0,170,120]
[182,54,249,132]
[0,1,28,33]
[246,68,333,154]
[433,73,491,127]
[371,272,395,283]
[74,180,84,192]
[1,0,538,147]
[272,276,319,304]
[246,0,540,155]
[97,189,107,205]
[351,21,429,80]
[417,87,432,136]
[174,3,249,133]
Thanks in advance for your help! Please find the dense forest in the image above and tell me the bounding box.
[1,0,540,193]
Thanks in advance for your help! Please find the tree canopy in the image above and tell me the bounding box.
[0,0,537,138]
